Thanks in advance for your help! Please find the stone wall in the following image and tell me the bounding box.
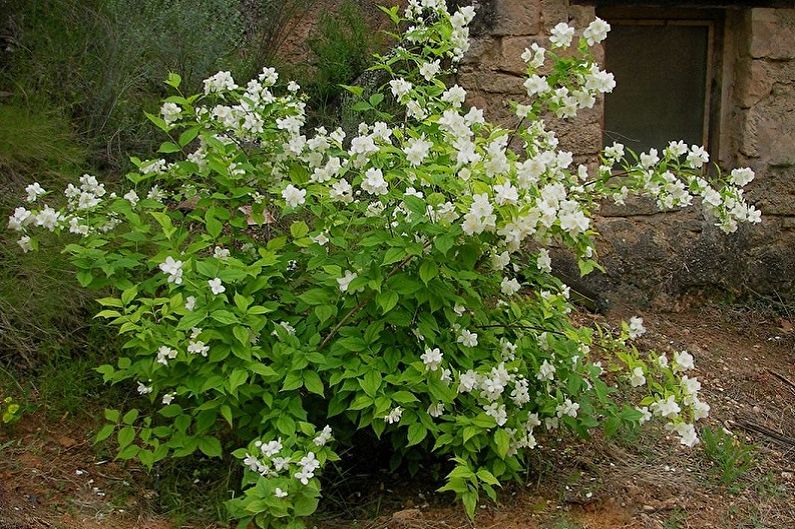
[460,1,795,305]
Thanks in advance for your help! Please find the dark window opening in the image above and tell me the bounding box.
[599,8,725,155]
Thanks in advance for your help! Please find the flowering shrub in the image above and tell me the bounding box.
[7,2,760,527]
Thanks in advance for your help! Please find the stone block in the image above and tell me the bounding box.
[489,0,541,36]
[750,8,795,60]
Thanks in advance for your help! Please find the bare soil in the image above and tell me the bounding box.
[2,305,794,529]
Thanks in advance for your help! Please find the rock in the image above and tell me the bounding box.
[389,508,423,528]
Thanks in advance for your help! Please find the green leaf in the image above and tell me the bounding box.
[150,211,176,239]
[419,260,438,284]
[392,391,419,404]
[407,423,427,446]
[369,93,385,107]
[494,429,510,458]
[211,310,238,325]
[205,208,223,238]
[229,368,248,393]
[293,494,320,517]
[299,288,331,306]
[178,127,199,147]
[104,409,120,423]
[376,290,399,314]
[382,247,405,265]
[76,270,93,287]
[290,221,309,239]
[95,424,115,443]
[122,409,139,425]
[220,405,233,427]
[314,304,336,323]
[165,72,182,88]
[340,84,364,97]
[232,326,249,346]
[360,371,382,397]
[197,436,223,458]
[303,371,324,396]
[158,141,180,154]
[117,426,135,449]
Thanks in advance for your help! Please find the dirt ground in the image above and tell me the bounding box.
[2,304,794,529]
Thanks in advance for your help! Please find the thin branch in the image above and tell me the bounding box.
[732,420,795,448]
[766,368,795,397]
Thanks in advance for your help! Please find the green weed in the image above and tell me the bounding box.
[701,426,755,490]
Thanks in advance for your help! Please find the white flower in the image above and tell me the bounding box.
[158,256,184,285]
[161,392,176,405]
[274,488,288,498]
[389,78,413,100]
[583,18,610,46]
[313,425,333,447]
[493,182,518,205]
[203,71,238,94]
[484,402,508,426]
[674,422,699,447]
[208,277,225,295]
[311,232,329,246]
[537,248,552,273]
[185,296,196,311]
[420,347,443,371]
[161,102,181,124]
[243,453,261,472]
[260,438,283,457]
[730,167,755,187]
[287,81,300,92]
[330,178,353,203]
[550,22,575,48]
[650,395,681,419]
[403,136,433,166]
[500,277,521,296]
[637,406,652,425]
[441,85,466,107]
[282,184,306,208]
[523,75,550,97]
[428,402,445,417]
[137,381,153,395]
[419,60,441,81]
[17,236,32,253]
[537,359,555,381]
[337,270,358,292]
[156,345,178,365]
[384,406,403,424]
[25,182,46,202]
[188,340,209,357]
[628,316,646,339]
[673,350,694,372]
[8,207,32,231]
[556,398,580,418]
[35,206,61,231]
[457,329,478,347]
[361,167,388,195]
[687,145,710,168]
[214,246,231,260]
[692,398,710,420]
[629,367,646,387]
[453,304,466,317]
[123,190,140,206]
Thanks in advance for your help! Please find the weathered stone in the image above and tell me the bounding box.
[540,0,568,31]
[490,0,541,36]
[461,37,501,66]
[735,59,774,108]
[459,70,525,94]
[750,8,795,60]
